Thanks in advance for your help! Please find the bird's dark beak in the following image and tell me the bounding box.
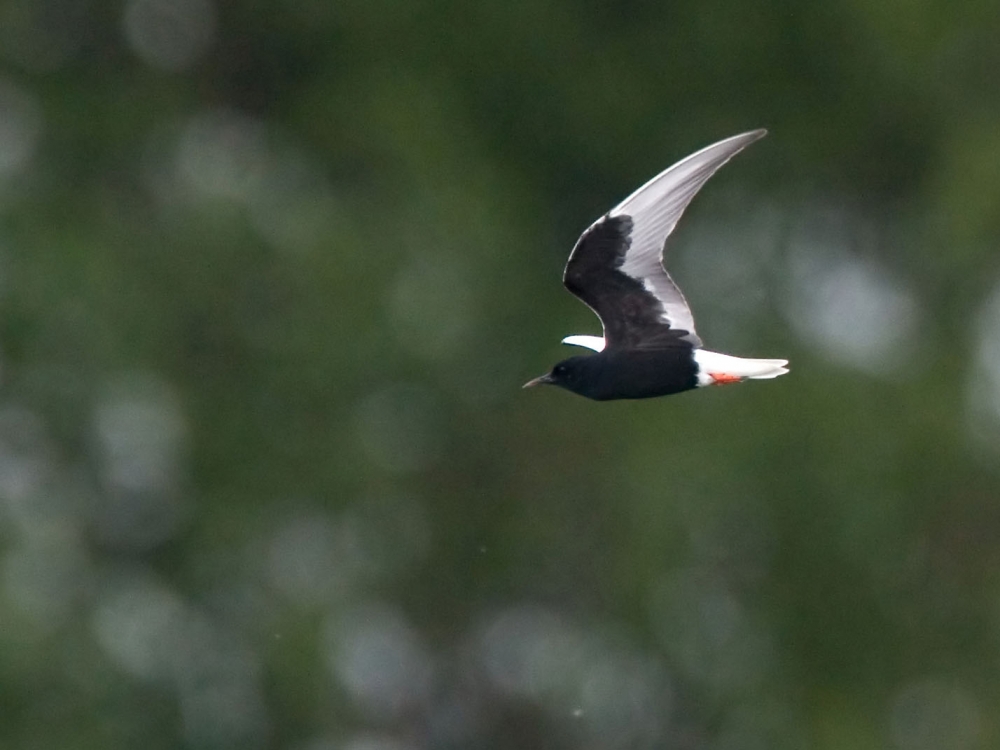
[522,373,555,389]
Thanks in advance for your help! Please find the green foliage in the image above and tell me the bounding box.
[2,1,1000,748]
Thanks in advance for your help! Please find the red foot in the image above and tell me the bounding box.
[710,373,742,385]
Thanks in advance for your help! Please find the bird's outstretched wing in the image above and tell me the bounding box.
[562,130,766,350]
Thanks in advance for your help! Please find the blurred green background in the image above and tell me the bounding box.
[2,1,1000,748]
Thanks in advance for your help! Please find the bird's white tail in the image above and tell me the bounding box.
[693,349,789,387]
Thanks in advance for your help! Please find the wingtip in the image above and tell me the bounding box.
[736,128,768,143]
[710,129,767,159]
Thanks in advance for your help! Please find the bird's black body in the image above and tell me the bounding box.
[545,346,699,401]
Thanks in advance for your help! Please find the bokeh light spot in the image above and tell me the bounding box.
[889,679,981,750]
[477,606,590,700]
[91,372,189,550]
[92,573,187,681]
[785,227,919,375]
[176,109,269,202]
[247,147,341,255]
[325,601,435,721]
[123,0,215,72]
[0,406,53,532]
[267,511,365,606]
[650,570,772,694]
[0,77,41,183]
[967,281,1000,452]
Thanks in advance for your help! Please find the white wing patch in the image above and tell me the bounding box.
[642,277,695,334]
[561,335,606,352]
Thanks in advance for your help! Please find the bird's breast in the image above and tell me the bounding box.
[588,347,698,400]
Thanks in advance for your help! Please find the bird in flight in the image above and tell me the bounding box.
[524,130,788,401]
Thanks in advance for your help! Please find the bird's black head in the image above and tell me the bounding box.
[523,356,605,399]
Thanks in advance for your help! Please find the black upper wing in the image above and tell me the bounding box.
[563,215,691,350]
[562,130,767,351]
